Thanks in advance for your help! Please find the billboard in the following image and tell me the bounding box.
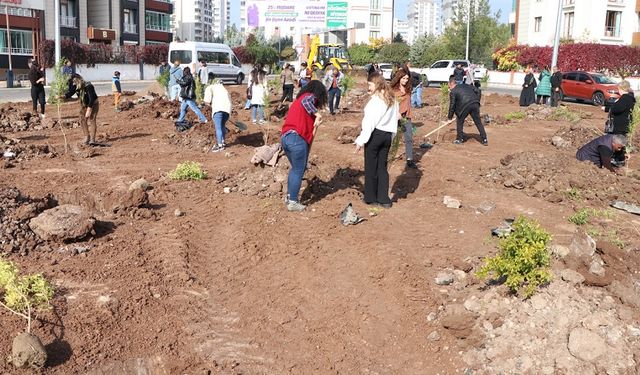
[247,0,328,28]
[326,1,347,29]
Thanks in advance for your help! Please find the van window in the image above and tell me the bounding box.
[232,55,241,67]
[170,50,192,64]
[197,51,216,63]
[431,61,449,68]
[214,52,230,64]
[564,72,577,81]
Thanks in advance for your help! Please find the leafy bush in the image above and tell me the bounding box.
[339,74,355,98]
[0,257,54,332]
[504,111,526,121]
[477,216,553,298]
[169,162,207,181]
[347,43,375,66]
[248,44,278,66]
[140,45,168,65]
[628,103,640,153]
[156,68,170,90]
[377,42,411,65]
[232,46,253,64]
[38,40,169,67]
[439,83,450,119]
[568,208,592,225]
[280,46,296,61]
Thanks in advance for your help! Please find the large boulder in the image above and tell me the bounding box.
[29,204,95,241]
[10,332,47,369]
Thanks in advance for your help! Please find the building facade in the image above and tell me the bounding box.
[0,0,45,73]
[172,0,215,42]
[394,18,410,43]
[514,0,640,46]
[407,0,441,44]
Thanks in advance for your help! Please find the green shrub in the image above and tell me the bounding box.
[339,73,355,98]
[439,83,450,119]
[347,43,375,66]
[156,68,170,90]
[169,161,207,181]
[0,257,54,333]
[568,208,591,225]
[504,111,526,121]
[376,42,411,65]
[548,106,580,123]
[477,216,552,298]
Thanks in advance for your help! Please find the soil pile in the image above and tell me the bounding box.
[481,151,639,204]
[1,136,57,167]
[0,106,43,132]
[549,125,600,149]
[0,187,54,254]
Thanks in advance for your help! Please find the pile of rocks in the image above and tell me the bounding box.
[0,187,53,254]
[0,106,42,132]
[222,165,289,198]
[1,136,57,167]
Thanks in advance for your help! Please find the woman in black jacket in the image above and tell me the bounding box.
[28,59,46,118]
[519,66,537,107]
[176,67,207,125]
[65,74,100,145]
[604,80,635,165]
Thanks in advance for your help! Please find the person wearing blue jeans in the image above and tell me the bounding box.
[323,67,343,115]
[411,85,422,108]
[203,72,232,151]
[280,80,328,211]
[176,67,207,125]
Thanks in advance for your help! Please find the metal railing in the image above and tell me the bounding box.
[0,47,33,55]
[145,24,170,32]
[124,23,138,34]
[60,15,77,28]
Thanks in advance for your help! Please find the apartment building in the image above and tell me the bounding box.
[407,0,441,44]
[0,0,45,72]
[173,0,216,42]
[213,0,227,38]
[394,19,411,43]
[514,0,640,46]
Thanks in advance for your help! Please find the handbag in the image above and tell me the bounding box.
[246,85,252,100]
[604,113,614,134]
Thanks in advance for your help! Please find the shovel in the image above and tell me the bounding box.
[229,119,248,131]
[420,119,454,148]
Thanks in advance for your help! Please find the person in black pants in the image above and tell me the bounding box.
[603,80,636,166]
[28,58,46,118]
[447,75,487,145]
[550,66,562,107]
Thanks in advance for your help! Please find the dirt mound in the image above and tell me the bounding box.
[1,136,57,168]
[481,151,639,205]
[0,105,43,132]
[0,187,55,254]
[549,125,601,149]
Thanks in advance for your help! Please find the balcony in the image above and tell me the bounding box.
[0,47,33,55]
[60,15,77,28]
[146,24,170,32]
[124,23,138,33]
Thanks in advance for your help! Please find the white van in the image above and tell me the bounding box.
[168,41,244,84]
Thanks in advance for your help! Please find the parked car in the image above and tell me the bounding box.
[168,41,244,85]
[413,60,487,87]
[559,71,620,105]
[378,63,394,80]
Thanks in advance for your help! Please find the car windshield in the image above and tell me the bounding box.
[591,74,616,84]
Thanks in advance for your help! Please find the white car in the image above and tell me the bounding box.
[378,63,394,80]
[414,60,487,87]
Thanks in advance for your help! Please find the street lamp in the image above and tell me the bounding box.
[465,0,471,61]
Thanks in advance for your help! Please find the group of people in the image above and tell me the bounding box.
[519,65,563,107]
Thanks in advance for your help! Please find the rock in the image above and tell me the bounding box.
[10,332,47,369]
[561,269,585,284]
[608,280,640,308]
[550,244,571,258]
[29,205,95,241]
[427,331,441,341]
[567,327,607,362]
[441,304,477,339]
[529,293,547,310]
[443,196,461,209]
[112,188,148,212]
[463,296,482,313]
[174,209,184,217]
[223,187,231,194]
[627,326,640,337]
[426,312,437,322]
[570,232,596,257]
[551,135,571,148]
[475,201,495,214]
[129,178,150,191]
[589,256,605,276]
[452,259,473,272]
[435,272,454,285]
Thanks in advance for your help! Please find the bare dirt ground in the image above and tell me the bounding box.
[2,78,640,374]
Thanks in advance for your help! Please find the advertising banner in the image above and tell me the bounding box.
[247,0,327,28]
[326,1,347,29]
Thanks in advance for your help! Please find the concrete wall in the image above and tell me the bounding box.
[45,63,160,82]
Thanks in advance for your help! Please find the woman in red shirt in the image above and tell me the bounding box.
[281,80,328,212]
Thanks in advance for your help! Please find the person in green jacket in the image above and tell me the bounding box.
[536,66,552,105]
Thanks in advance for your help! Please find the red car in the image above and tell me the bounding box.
[560,71,620,106]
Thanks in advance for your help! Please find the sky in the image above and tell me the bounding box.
[395,0,512,24]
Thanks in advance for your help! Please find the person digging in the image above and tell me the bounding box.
[65,74,101,146]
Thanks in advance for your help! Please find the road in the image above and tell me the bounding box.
[0,80,157,103]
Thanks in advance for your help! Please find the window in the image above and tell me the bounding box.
[370,0,380,10]
[605,10,621,37]
[563,72,577,81]
[232,55,241,67]
[563,0,575,4]
[145,11,170,32]
[170,50,192,64]
[370,14,380,28]
[0,30,33,54]
[369,31,380,39]
[453,60,469,67]
[534,17,542,32]
[124,9,138,34]
[431,61,449,68]
[577,73,590,82]
[563,12,574,38]
[60,0,76,28]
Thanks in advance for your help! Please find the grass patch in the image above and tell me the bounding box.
[563,187,583,201]
[477,216,552,299]
[504,111,526,121]
[568,208,614,226]
[169,161,207,181]
[548,106,580,123]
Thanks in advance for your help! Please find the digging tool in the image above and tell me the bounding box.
[420,119,454,148]
[228,119,248,131]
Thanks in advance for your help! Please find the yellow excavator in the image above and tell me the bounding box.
[305,35,351,71]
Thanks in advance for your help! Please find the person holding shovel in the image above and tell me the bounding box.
[65,74,100,145]
[446,75,487,146]
[280,80,328,212]
[203,72,231,152]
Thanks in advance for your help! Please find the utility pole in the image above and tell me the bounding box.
[465,0,471,61]
[5,5,13,88]
[551,0,562,68]
[55,0,61,63]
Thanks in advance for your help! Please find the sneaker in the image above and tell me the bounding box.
[453,139,464,145]
[379,202,393,209]
[286,200,306,212]
[39,113,46,119]
[115,108,121,113]
[259,120,266,125]
[482,139,489,146]
[210,144,225,153]
[406,160,418,169]
[252,120,257,124]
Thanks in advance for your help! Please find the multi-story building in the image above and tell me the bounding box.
[394,19,411,43]
[173,0,215,42]
[1,0,46,73]
[44,0,172,46]
[513,0,640,46]
[407,0,440,43]
[239,0,247,33]
[213,0,227,38]
[243,0,393,46]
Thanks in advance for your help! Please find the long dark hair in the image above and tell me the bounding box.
[390,68,411,92]
[297,80,328,109]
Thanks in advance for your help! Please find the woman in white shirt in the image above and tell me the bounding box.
[354,73,399,208]
[203,72,232,152]
[249,68,267,124]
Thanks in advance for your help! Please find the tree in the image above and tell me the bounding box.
[441,0,510,66]
[393,33,405,43]
[377,42,411,64]
[280,46,297,61]
[348,43,375,66]
[410,34,455,68]
[224,24,244,47]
